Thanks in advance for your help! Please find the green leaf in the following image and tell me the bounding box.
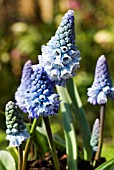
[0,161,5,170]
[6,147,18,169]
[0,150,16,170]
[67,79,92,160]
[53,134,65,149]
[36,126,66,149]
[95,158,114,170]
[56,85,78,170]
[33,126,48,157]
[36,126,46,136]
[0,130,8,150]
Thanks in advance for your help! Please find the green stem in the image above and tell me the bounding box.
[95,104,106,163]
[43,116,60,170]
[29,118,35,159]
[22,118,38,170]
[18,144,23,170]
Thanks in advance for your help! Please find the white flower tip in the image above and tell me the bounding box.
[98,55,106,62]
[67,10,74,15]
[94,119,100,129]
[25,60,32,65]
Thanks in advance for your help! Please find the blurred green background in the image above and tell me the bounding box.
[0,0,114,159]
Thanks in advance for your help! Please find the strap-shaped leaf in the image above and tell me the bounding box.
[36,126,66,149]
[67,79,92,160]
[33,127,48,156]
[56,85,78,170]
[0,150,16,170]
[95,158,114,170]
[6,147,18,169]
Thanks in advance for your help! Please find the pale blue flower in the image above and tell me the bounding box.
[15,60,33,112]
[90,119,100,151]
[5,101,30,147]
[87,55,114,105]
[39,10,80,86]
[25,65,60,118]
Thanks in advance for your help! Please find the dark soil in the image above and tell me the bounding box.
[27,152,66,170]
[27,152,106,170]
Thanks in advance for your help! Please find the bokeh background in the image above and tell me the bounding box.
[0,0,114,159]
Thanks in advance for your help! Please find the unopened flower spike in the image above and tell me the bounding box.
[87,55,114,105]
[5,101,30,147]
[39,10,80,86]
[25,65,60,118]
[15,60,33,112]
[90,118,100,152]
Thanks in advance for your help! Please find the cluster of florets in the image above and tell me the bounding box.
[87,55,114,105]
[39,10,80,86]
[5,101,29,147]
[24,65,60,118]
[14,10,80,119]
[90,119,100,152]
[15,60,33,112]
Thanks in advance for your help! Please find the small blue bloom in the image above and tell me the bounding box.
[87,55,114,105]
[25,65,60,118]
[39,10,80,86]
[90,119,100,151]
[5,101,30,147]
[15,60,33,112]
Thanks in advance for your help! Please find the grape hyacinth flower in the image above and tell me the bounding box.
[39,10,80,86]
[5,101,30,147]
[15,60,33,112]
[87,55,114,105]
[25,65,60,118]
[90,119,100,152]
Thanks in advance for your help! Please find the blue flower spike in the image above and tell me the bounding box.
[15,60,33,112]
[39,10,80,86]
[87,55,114,105]
[90,118,100,152]
[25,65,60,118]
[5,101,30,147]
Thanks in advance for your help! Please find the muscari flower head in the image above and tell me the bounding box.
[90,118,100,152]
[25,65,60,118]
[39,10,80,86]
[87,55,114,105]
[15,60,33,112]
[5,101,30,147]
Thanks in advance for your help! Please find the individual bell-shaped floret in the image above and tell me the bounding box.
[87,55,114,105]
[5,101,30,147]
[90,119,100,152]
[25,65,60,118]
[39,10,80,86]
[15,60,33,112]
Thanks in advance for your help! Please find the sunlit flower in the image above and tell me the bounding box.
[5,101,30,147]
[90,119,100,151]
[87,55,114,105]
[15,60,33,112]
[39,10,80,86]
[25,65,60,118]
